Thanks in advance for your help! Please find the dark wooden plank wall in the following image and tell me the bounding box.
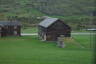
[0,25,21,37]
[38,20,71,41]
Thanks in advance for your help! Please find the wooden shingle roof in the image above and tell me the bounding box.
[39,18,58,28]
[0,21,21,26]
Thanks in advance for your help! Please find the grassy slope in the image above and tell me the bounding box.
[73,34,90,48]
[22,27,38,33]
[0,0,94,16]
[0,0,95,30]
[0,35,93,64]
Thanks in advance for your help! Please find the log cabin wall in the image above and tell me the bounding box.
[0,27,7,37]
[38,26,47,40]
[46,20,71,41]
[0,26,2,37]
[16,26,21,36]
[0,21,21,37]
[8,26,14,36]
[38,18,71,41]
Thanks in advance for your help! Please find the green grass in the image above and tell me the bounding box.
[72,30,90,33]
[0,35,93,64]
[72,34,93,48]
[22,27,38,33]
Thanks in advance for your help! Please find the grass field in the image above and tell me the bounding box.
[0,34,93,64]
[22,27,38,33]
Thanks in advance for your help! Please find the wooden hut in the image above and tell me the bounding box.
[38,18,71,41]
[0,21,21,37]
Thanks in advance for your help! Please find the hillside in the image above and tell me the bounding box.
[30,0,94,16]
[0,0,95,29]
[0,0,94,16]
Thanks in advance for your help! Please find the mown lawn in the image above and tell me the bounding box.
[22,27,38,33]
[0,34,93,64]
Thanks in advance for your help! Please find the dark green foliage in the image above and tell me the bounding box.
[0,0,94,16]
[0,0,95,30]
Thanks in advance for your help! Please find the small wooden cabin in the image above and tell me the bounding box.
[0,21,21,37]
[38,18,71,41]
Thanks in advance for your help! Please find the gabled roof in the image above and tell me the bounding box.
[39,18,58,28]
[0,21,21,26]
